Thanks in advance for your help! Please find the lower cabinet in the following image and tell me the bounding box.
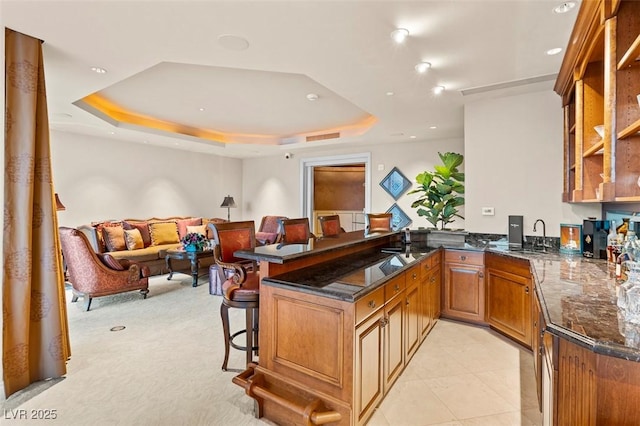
[355,274,406,425]
[421,251,441,338]
[405,264,421,362]
[533,291,543,410]
[485,253,532,348]
[443,250,485,324]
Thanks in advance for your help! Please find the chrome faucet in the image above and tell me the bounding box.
[533,219,548,252]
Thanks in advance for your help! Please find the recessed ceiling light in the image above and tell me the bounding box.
[415,62,432,73]
[433,86,445,94]
[386,91,395,96]
[199,107,206,111]
[429,126,437,129]
[546,47,563,55]
[91,67,107,74]
[217,34,250,51]
[390,28,409,44]
[409,135,417,139]
[306,93,319,101]
[108,131,115,135]
[553,2,576,14]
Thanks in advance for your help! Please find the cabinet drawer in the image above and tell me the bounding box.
[356,286,384,325]
[445,250,484,266]
[422,251,442,272]
[405,264,421,287]
[385,275,405,302]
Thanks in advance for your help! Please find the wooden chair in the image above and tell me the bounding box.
[365,213,393,233]
[318,214,345,237]
[256,215,288,245]
[209,220,260,371]
[59,227,149,311]
[278,217,314,244]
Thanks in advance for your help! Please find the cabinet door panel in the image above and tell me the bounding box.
[355,309,384,425]
[405,283,420,361]
[384,295,405,393]
[486,268,532,347]
[443,262,485,323]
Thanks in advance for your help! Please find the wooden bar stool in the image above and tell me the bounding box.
[209,220,260,371]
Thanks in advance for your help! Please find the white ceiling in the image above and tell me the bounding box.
[2,0,579,158]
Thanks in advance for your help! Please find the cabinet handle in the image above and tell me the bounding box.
[368,300,376,309]
[539,346,544,356]
[394,284,400,292]
[406,298,410,306]
[380,318,388,327]
[525,286,529,295]
[478,272,484,278]
[460,255,467,261]
[431,277,436,283]
[412,273,417,280]
[534,320,537,327]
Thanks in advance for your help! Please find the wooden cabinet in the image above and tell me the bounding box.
[355,274,406,425]
[354,303,384,425]
[420,251,441,338]
[533,291,543,410]
[557,0,640,203]
[485,253,532,348]
[404,264,421,362]
[443,250,485,324]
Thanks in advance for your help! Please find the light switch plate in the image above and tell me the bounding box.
[377,164,385,171]
[482,207,495,216]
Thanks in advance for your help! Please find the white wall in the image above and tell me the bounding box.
[50,131,243,227]
[241,138,465,230]
[464,87,600,237]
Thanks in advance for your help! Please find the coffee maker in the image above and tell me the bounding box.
[582,219,610,259]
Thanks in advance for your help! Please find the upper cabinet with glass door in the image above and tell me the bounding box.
[556,0,640,203]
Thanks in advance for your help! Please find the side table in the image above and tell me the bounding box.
[165,248,214,287]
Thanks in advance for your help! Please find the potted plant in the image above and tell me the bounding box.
[181,232,208,252]
[408,152,466,244]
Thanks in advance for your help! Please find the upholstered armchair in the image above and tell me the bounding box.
[59,227,149,311]
[318,214,345,237]
[365,213,393,233]
[256,215,288,246]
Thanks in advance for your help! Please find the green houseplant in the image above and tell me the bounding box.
[408,151,465,230]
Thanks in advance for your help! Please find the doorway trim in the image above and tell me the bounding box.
[300,152,371,223]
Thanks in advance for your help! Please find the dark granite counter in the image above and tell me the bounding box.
[235,229,396,264]
[243,230,640,361]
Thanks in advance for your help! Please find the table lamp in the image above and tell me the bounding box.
[220,195,236,221]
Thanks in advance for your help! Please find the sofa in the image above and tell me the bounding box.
[78,216,226,276]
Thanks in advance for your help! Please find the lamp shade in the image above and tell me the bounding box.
[55,193,66,211]
[220,196,236,208]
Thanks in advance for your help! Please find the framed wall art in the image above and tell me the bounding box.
[386,203,412,231]
[379,167,412,200]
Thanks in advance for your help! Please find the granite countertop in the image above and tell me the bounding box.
[262,236,640,362]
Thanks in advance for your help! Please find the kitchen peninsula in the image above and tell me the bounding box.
[232,230,640,426]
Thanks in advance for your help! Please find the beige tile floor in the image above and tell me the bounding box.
[368,319,543,426]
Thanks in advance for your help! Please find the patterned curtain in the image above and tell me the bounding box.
[3,28,70,397]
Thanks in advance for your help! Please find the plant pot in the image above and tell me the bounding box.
[426,229,469,247]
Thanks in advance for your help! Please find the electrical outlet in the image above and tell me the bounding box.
[377,164,385,171]
[481,207,495,216]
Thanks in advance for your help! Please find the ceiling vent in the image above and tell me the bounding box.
[306,132,340,142]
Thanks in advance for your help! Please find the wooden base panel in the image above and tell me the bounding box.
[233,364,352,426]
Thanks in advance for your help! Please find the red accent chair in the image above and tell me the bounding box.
[365,213,393,233]
[318,214,345,237]
[59,227,149,311]
[278,217,314,244]
[256,215,288,246]
[209,220,260,371]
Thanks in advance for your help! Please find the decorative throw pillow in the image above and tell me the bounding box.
[97,253,125,270]
[149,221,180,245]
[123,221,151,247]
[92,221,122,252]
[102,225,126,252]
[177,217,202,239]
[124,229,144,250]
[186,224,207,237]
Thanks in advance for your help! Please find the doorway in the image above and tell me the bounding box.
[301,153,371,235]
